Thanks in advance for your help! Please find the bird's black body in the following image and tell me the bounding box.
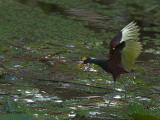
[83,41,127,81]
[84,58,108,71]
[83,57,128,82]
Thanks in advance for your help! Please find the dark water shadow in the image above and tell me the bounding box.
[16,0,113,32]
[30,79,107,100]
[16,0,69,15]
[37,1,69,15]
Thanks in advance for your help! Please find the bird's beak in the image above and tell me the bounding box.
[78,61,84,67]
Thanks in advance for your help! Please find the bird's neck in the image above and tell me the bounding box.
[88,58,108,69]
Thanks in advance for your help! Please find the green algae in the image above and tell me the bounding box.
[0,0,159,119]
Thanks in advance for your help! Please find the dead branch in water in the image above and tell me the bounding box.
[33,78,113,90]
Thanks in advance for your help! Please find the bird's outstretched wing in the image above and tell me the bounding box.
[121,41,142,71]
[108,22,142,72]
[107,22,140,59]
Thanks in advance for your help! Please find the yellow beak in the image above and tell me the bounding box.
[77,61,84,67]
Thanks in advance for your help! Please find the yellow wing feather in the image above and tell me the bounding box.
[121,22,140,42]
[121,42,142,71]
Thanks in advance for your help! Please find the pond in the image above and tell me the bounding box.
[0,0,160,119]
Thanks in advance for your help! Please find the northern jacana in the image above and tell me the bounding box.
[78,22,142,107]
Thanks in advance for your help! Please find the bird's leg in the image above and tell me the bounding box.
[121,79,127,103]
[106,82,116,108]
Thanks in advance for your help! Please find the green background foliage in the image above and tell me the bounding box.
[0,0,160,119]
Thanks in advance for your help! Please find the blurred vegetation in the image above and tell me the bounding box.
[0,0,160,119]
[126,102,160,120]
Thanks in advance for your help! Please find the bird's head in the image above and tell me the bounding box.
[78,57,91,67]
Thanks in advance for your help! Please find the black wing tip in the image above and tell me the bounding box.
[115,41,126,51]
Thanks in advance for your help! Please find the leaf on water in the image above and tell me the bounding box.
[0,114,37,120]
[125,102,160,120]
[3,99,23,114]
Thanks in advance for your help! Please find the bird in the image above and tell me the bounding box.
[78,21,142,107]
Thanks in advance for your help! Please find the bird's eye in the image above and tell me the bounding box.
[113,48,115,50]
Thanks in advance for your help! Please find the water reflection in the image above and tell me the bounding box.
[89,111,101,115]
[1,0,160,119]
[68,113,76,117]
[68,107,77,110]
[24,98,34,103]
[136,96,150,101]
[54,100,63,103]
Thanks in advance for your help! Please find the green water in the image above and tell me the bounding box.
[0,0,159,119]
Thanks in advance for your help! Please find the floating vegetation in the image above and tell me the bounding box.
[0,0,159,119]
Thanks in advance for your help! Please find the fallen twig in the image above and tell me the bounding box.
[0,93,21,96]
[33,78,113,90]
[0,63,8,70]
